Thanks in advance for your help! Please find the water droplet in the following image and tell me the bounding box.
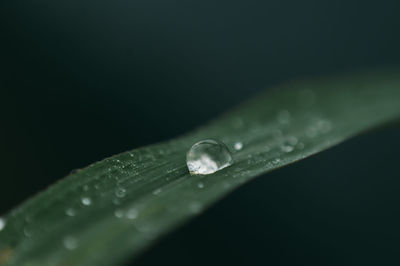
[114,209,124,218]
[65,208,76,217]
[234,142,243,151]
[152,188,162,195]
[280,136,298,153]
[63,236,78,250]
[115,187,126,198]
[186,139,233,175]
[81,197,92,206]
[126,208,138,219]
[272,158,281,164]
[277,110,291,124]
[23,226,33,238]
[0,218,6,231]
[197,182,204,189]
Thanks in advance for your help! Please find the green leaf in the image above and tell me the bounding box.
[1,70,400,266]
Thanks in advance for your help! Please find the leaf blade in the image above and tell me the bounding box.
[1,70,400,266]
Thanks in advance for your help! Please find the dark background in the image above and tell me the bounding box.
[1,0,400,265]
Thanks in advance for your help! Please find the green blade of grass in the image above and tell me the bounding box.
[1,70,400,266]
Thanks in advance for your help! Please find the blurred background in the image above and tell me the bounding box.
[1,0,400,265]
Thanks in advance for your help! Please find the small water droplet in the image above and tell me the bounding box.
[272,158,281,164]
[197,182,204,189]
[65,208,76,217]
[234,142,243,151]
[0,218,6,231]
[152,188,162,195]
[126,208,138,219]
[115,187,126,198]
[280,136,298,153]
[114,209,124,218]
[23,226,33,238]
[186,139,233,175]
[63,236,78,250]
[81,197,92,206]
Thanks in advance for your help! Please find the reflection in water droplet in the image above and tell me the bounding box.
[197,182,204,189]
[81,197,92,206]
[63,236,78,250]
[65,208,76,217]
[0,218,5,231]
[234,142,243,151]
[126,208,138,219]
[186,139,233,175]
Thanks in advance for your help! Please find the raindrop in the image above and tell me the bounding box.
[63,236,78,250]
[0,218,5,231]
[65,208,76,217]
[234,142,243,151]
[81,197,92,206]
[186,139,233,175]
[197,182,204,189]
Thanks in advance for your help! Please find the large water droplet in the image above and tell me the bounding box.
[0,218,6,231]
[186,139,233,175]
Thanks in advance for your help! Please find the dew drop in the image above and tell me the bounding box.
[234,142,243,151]
[81,197,92,206]
[0,218,6,231]
[115,187,126,198]
[63,236,78,250]
[65,208,76,217]
[114,209,124,218]
[126,208,138,219]
[152,188,162,195]
[280,136,298,153]
[186,139,233,175]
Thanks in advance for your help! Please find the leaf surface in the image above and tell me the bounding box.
[1,70,400,266]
